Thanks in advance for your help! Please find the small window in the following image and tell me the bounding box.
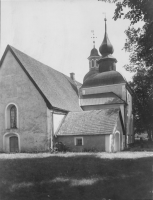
[77,139,82,146]
[75,137,83,146]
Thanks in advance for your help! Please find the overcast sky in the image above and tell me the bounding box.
[1,0,134,83]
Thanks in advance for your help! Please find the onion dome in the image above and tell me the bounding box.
[90,47,100,57]
[99,18,114,56]
[82,71,126,88]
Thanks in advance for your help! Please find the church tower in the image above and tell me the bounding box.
[83,18,125,88]
[79,18,134,147]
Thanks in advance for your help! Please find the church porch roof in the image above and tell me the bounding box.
[57,108,122,136]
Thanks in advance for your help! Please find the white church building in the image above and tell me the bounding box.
[0,19,133,153]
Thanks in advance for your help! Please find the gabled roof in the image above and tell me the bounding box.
[0,45,82,112]
[57,108,121,135]
[80,92,126,106]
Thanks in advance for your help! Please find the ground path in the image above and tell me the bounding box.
[0,151,153,159]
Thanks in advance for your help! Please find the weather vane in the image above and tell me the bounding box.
[91,30,97,48]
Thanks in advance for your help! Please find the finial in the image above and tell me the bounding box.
[102,12,107,33]
[91,30,97,48]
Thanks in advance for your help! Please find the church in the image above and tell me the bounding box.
[0,19,133,153]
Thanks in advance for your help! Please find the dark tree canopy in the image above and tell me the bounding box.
[129,67,153,139]
[99,0,153,72]
[99,0,153,139]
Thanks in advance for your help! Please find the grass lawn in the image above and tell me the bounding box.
[0,152,153,200]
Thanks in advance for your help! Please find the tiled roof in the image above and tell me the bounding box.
[6,45,82,112]
[57,108,120,135]
[80,92,125,106]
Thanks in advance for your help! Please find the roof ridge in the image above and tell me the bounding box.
[9,45,82,87]
[68,107,120,114]
[9,45,66,76]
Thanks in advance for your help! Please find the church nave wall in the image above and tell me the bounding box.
[0,51,48,152]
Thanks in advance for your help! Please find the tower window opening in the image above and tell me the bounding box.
[92,60,94,68]
[96,59,98,67]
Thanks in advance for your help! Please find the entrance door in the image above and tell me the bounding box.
[114,132,120,152]
[10,136,19,152]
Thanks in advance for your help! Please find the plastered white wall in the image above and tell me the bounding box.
[0,51,48,152]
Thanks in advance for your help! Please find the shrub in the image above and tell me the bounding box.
[53,142,70,153]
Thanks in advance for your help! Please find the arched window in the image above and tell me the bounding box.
[5,103,18,129]
[10,105,17,128]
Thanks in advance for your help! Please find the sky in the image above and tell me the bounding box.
[1,0,134,83]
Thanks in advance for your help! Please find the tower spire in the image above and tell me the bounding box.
[99,17,114,56]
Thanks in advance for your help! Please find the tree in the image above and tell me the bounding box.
[99,0,153,139]
[99,0,153,72]
[129,67,153,140]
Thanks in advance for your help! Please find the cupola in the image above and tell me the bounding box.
[90,47,99,57]
[88,31,100,70]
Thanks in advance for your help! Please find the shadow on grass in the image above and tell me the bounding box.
[0,155,152,200]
